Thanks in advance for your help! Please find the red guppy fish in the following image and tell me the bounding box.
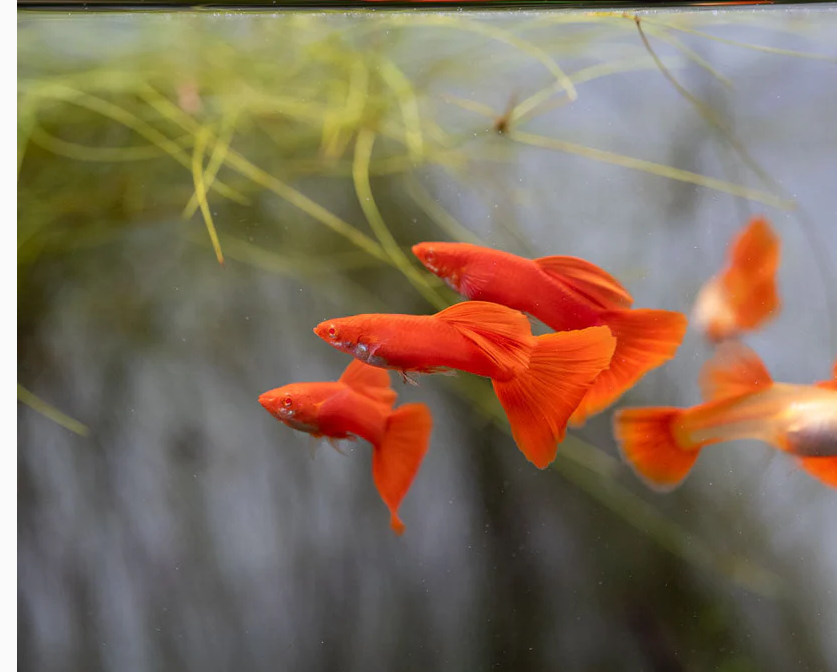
[613,343,837,491]
[692,216,781,343]
[259,359,432,534]
[313,301,616,469]
[412,242,688,425]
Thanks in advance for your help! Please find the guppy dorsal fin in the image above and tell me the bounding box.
[699,341,773,402]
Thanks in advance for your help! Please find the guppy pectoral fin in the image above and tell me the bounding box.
[399,371,421,386]
[307,435,320,461]
[398,368,456,385]
[327,437,349,456]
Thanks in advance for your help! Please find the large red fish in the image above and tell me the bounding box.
[692,216,781,343]
[259,359,432,534]
[613,344,837,491]
[313,301,616,469]
[412,242,687,425]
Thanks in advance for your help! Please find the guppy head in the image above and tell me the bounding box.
[411,242,468,295]
[258,384,320,434]
[313,318,388,368]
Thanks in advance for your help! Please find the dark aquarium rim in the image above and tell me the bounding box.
[17,0,836,10]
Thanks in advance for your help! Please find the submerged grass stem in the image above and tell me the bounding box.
[191,127,225,267]
[352,129,446,309]
[183,111,239,220]
[509,130,795,210]
[18,384,89,437]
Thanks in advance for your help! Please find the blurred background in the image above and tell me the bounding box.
[17,6,837,671]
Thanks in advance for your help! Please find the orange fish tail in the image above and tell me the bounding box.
[725,216,780,326]
[569,309,688,426]
[797,457,837,488]
[699,216,781,341]
[492,326,616,469]
[613,408,702,491]
[372,403,433,535]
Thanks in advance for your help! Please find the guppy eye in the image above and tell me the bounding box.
[424,248,436,264]
[327,325,338,339]
[283,396,293,408]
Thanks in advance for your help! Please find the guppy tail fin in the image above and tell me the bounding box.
[693,216,781,342]
[569,308,688,426]
[373,403,433,535]
[493,326,615,469]
[722,216,781,333]
[613,407,702,491]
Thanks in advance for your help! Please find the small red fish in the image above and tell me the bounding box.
[259,359,432,534]
[613,343,837,491]
[692,216,781,343]
[313,301,616,469]
[412,242,687,426]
